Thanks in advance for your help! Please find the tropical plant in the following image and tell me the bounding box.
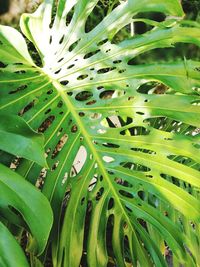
[0,0,200,266]
[0,113,53,266]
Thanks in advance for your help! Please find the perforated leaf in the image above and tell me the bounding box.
[0,0,200,266]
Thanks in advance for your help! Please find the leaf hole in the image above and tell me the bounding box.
[128,96,134,101]
[70,146,87,177]
[38,115,55,133]
[114,178,132,188]
[14,70,26,74]
[108,198,114,210]
[96,187,104,201]
[60,80,69,86]
[97,86,104,90]
[125,205,132,213]
[79,112,85,117]
[71,125,78,133]
[86,100,96,105]
[97,39,108,46]
[136,111,145,115]
[105,49,111,53]
[97,67,116,74]
[88,176,97,191]
[81,197,85,205]
[138,190,145,200]
[102,156,115,163]
[13,63,23,66]
[58,57,64,63]
[99,90,114,99]
[51,160,60,171]
[131,147,155,155]
[121,162,150,172]
[113,60,122,64]
[9,84,27,94]
[0,61,7,68]
[69,39,80,52]
[18,100,35,116]
[59,35,65,44]
[75,91,93,101]
[51,134,68,159]
[77,74,88,80]
[57,127,63,137]
[54,68,62,74]
[47,89,53,95]
[84,49,100,59]
[123,222,128,230]
[146,175,153,178]
[102,143,119,148]
[67,64,75,69]
[57,100,63,108]
[118,69,126,73]
[45,108,51,114]
[120,126,149,136]
[62,172,68,186]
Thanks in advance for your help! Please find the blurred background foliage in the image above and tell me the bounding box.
[0,0,42,26]
[0,0,199,64]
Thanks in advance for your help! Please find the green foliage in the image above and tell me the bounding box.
[0,222,29,267]
[0,114,53,266]
[0,113,47,167]
[182,0,200,20]
[0,0,200,266]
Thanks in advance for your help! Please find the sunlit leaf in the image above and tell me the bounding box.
[0,0,200,266]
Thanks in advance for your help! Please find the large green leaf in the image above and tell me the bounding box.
[0,0,200,266]
[0,163,53,256]
[0,112,52,265]
[0,113,47,167]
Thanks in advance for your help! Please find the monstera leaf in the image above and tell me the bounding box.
[0,0,200,266]
[0,114,53,266]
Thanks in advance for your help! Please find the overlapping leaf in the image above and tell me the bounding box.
[0,0,200,266]
[0,163,53,256]
[0,113,47,167]
[0,222,29,267]
[0,114,53,266]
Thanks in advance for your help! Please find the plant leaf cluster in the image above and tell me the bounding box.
[0,0,200,266]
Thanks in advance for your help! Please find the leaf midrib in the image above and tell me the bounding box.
[62,72,190,93]
[97,148,200,187]
[76,104,200,113]
[53,80,138,236]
